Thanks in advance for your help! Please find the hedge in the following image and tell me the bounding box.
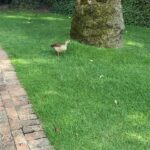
[1,0,149,27]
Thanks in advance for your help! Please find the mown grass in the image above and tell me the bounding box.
[0,10,150,150]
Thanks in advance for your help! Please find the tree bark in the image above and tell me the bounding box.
[70,0,125,48]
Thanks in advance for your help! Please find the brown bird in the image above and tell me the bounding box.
[51,40,70,56]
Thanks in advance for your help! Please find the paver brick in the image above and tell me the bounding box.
[1,134,13,144]
[0,50,8,59]
[0,72,3,81]
[0,123,11,135]
[0,111,8,123]
[1,140,16,150]
[8,85,27,97]
[0,101,3,107]
[2,98,14,108]
[9,118,22,130]
[30,146,53,150]
[25,131,46,141]
[0,127,15,150]
[0,107,4,111]
[28,138,50,149]
[16,143,30,150]
[18,108,34,118]
[19,104,32,109]
[3,71,17,80]
[19,114,37,121]
[6,107,18,119]
[0,81,6,91]
[14,134,27,145]
[21,119,40,127]
[5,79,20,86]
[23,125,43,134]
[12,95,29,106]
[0,91,11,101]
[12,130,23,137]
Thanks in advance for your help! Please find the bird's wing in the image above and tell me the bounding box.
[51,43,62,48]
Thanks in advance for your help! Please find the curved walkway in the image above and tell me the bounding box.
[0,49,53,150]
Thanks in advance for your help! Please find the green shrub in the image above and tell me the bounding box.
[50,0,150,27]
[51,0,74,15]
[4,0,150,27]
[11,0,40,9]
[123,0,150,27]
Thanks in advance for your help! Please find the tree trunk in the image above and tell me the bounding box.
[70,0,125,48]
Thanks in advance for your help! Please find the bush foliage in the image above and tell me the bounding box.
[50,0,150,27]
[123,0,150,27]
[0,0,149,27]
[50,0,74,15]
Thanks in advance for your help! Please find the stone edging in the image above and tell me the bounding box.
[0,49,54,150]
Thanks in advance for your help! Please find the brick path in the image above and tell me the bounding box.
[0,49,54,150]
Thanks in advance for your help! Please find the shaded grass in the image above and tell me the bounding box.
[0,10,150,150]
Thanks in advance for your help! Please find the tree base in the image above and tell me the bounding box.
[70,0,125,48]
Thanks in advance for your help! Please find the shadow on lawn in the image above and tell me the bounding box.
[0,12,71,58]
[0,12,149,52]
[0,12,149,71]
[0,12,70,37]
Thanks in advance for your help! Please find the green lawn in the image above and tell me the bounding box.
[0,10,150,150]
